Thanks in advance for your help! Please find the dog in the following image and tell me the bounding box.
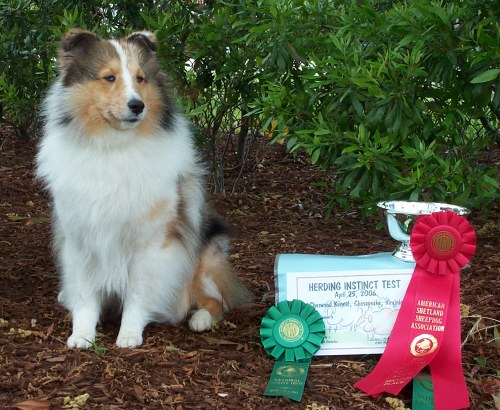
[36,29,251,349]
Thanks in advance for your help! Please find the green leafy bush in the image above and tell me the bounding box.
[0,0,59,137]
[1,0,498,214]
[252,0,499,213]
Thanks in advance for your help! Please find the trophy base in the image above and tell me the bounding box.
[392,242,415,262]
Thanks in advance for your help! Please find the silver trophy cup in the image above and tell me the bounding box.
[377,200,470,262]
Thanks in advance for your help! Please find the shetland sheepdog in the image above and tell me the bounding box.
[36,29,251,349]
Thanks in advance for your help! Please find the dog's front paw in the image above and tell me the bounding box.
[189,309,213,332]
[116,332,143,348]
[67,332,95,349]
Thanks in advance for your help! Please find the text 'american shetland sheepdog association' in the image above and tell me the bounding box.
[36,29,251,349]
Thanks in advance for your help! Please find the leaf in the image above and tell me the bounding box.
[350,93,364,117]
[494,326,500,344]
[358,123,368,143]
[396,34,417,50]
[269,5,278,18]
[46,322,54,338]
[6,213,26,221]
[232,19,250,29]
[482,174,499,188]
[342,145,361,154]
[341,168,360,190]
[475,355,487,367]
[471,69,500,84]
[188,103,208,117]
[30,217,50,223]
[365,106,385,127]
[6,213,49,223]
[61,393,89,409]
[164,341,185,353]
[13,400,51,410]
[350,171,369,198]
[311,148,321,165]
[249,23,272,33]
[139,12,158,30]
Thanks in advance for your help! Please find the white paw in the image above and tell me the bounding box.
[116,332,143,348]
[67,332,95,349]
[189,309,213,332]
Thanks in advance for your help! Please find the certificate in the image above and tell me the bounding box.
[275,253,414,355]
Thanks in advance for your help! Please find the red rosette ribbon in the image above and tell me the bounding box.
[410,211,476,276]
[355,211,476,410]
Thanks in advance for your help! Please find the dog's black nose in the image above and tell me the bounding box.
[128,99,145,115]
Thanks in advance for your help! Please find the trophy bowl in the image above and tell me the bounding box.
[377,200,470,262]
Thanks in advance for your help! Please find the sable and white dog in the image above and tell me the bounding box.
[36,29,250,349]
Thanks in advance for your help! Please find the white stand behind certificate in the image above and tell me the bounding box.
[274,252,415,355]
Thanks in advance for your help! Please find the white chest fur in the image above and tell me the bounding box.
[37,122,198,289]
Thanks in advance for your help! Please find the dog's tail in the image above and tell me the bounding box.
[190,215,252,326]
[199,237,251,309]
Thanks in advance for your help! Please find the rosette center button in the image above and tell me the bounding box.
[425,226,461,261]
[274,315,310,348]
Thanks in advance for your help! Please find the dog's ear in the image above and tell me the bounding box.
[61,29,100,54]
[125,31,158,52]
[58,29,102,85]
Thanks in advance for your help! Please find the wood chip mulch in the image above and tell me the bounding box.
[1,131,498,409]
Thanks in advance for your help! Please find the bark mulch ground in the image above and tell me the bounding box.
[1,130,498,409]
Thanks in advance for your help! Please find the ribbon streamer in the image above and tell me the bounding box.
[260,299,326,401]
[355,211,476,410]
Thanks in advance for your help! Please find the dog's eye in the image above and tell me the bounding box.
[104,75,116,82]
[136,75,145,83]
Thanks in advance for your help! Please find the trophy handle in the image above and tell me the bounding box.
[386,214,411,242]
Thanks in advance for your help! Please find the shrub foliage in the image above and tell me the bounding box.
[1,0,498,212]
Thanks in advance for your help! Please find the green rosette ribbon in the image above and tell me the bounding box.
[260,299,326,362]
